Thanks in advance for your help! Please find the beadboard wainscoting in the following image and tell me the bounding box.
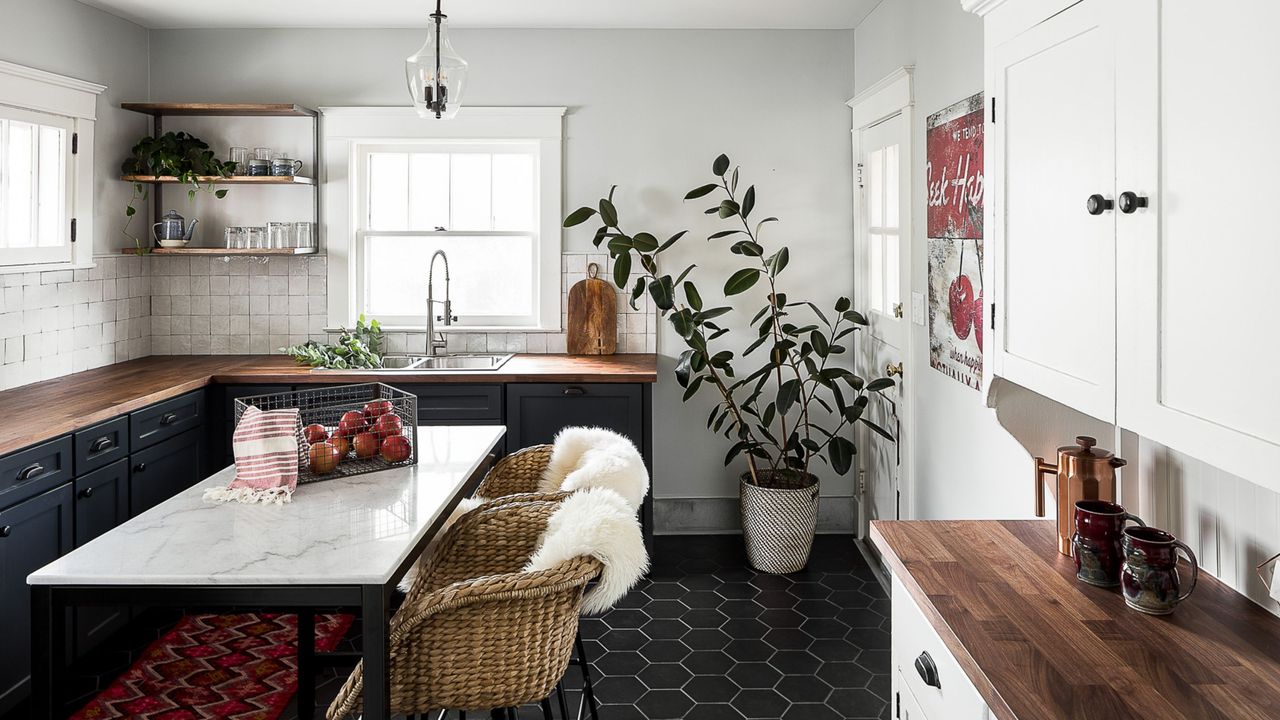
[0,256,152,391]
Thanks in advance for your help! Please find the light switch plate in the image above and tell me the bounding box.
[911,292,926,326]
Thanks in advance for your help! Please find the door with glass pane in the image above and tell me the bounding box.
[854,113,910,543]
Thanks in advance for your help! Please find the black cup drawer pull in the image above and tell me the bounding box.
[563,387,586,396]
[914,651,941,689]
[159,412,180,426]
[90,436,115,453]
[16,463,45,482]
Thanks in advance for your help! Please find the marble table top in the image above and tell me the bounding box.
[29,425,505,587]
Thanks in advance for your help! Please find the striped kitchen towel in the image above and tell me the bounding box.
[203,405,303,505]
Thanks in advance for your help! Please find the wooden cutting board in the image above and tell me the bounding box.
[567,263,617,355]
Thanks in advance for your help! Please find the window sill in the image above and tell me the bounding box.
[0,260,96,276]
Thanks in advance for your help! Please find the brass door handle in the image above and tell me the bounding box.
[885,362,903,377]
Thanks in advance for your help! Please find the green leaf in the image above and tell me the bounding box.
[684,281,703,311]
[731,167,739,194]
[649,275,676,310]
[564,206,597,227]
[598,198,619,227]
[843,310,869,325]
[630,278,646,310]
[768,246,790,277]
[828,436,856,475]
[777,379,802,415]
[674,264,697,286]
[675,349,695,387]
[741,186,756,219]
[718,199,741,219]
[591,226,608,247]
[632,232,659,252]
[866,377,896,393]
[861,418,896,442]
[730,240,764,256]
[607,235,633,255]
[835,297,851,313]
[658,231,687,252]
[713,154,731,176]
[125,206,136,217]
[214,189,228,199]
[810,330,830,358]
[683,376,704,401]
[685,184,719,200]
[723,268,761,296]
[709,230,743,240]
[613,251,632,288]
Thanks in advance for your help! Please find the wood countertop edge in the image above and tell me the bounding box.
[0,354,657,456]
[869,520,1018,720]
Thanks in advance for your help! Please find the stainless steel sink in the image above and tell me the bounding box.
[315,353,514,372]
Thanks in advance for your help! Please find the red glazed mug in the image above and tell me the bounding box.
[1071,500,1145,587]
[1120,526,1199,615]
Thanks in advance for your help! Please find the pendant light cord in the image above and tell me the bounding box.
[433,0,444,119]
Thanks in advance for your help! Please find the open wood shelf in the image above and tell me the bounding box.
[121,102,317,117]
[120,175,315,185]
[118,247,319,256]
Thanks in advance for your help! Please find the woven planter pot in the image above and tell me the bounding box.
[740,470,819,574]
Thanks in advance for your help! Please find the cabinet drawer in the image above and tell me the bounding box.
[892,576,987,720]
[74,416,129,475]
[130,390,206,451]
[504,383,643,453]
[400,384,503,425]
[0,435,73,511]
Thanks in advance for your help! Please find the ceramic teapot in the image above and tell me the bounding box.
[152,210,198,247]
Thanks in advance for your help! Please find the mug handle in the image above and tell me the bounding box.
[1123,513,1147,528]
[291,159,303,173]
[1174,540,1199,604]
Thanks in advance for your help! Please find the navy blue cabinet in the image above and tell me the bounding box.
[73,459,131,656]
[130,428,204,517]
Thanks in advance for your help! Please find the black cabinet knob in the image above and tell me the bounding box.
[78,486,95,499]
[1119,191,1149,214]
[914,651,941,689]
[0,526,10,538]
[1086,194,1114,216]
[134,463,147,472]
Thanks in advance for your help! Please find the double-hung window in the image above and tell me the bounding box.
[324,107,565,331]
[0,60,102,270]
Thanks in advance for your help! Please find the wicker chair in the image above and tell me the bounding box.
[473,444,554,499]
[326,498,602,719]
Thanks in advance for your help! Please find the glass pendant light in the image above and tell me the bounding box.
[405,0,468,120]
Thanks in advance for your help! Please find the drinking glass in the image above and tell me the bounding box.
[293,222,315,249]
[229,147,249,175]
[254,147,272,161]
[245,226,267,250]
[224,226,241,249]
[267,222,292,249]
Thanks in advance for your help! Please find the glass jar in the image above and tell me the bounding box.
[254,147,272,161]
[229,147,249,175]
[267,222,292,249]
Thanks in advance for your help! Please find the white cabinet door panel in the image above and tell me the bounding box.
[992,0,1116,422]
[1116,0,1280,490]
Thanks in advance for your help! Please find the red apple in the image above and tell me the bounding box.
[330,435,351,459]
[363,399,394,422]
[380,434,412,463]
[308,441,340,474]
[373,412,403,440]
[949,274,975,340]
[336,410,367,438]
[303,423,329,444]
[353,431,380,459]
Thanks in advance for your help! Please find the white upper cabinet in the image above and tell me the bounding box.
[988,0,1117,422]
[1114,0,1280,488]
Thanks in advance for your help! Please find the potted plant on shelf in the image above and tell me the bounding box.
[120,131,236,254]
[565,153,895,573]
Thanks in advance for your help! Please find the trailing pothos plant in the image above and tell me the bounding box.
[564,153,895,486]
[120,132,236,254]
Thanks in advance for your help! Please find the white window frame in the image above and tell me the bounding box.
[0,60,103,273]
[321,106,566,332]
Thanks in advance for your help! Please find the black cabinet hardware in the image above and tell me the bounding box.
[1119,191,1149,214]
[914,651,941,689]
[17,463,44,482]
[562,386,586,396]
[0,526,9,538]
[159,413,178,426]
[133,463,146,473]
[77,487,94,500]
[89,437,114,453]
[1086,194,1114,215]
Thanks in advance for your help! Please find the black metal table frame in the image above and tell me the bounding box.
[30,446,498,720]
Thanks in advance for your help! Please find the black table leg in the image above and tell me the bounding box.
[362,584,392,719]
[29,585,63,719]
[297,608,316,719]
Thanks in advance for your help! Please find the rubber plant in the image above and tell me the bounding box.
[120,131,236,254]
[565,154,896,487]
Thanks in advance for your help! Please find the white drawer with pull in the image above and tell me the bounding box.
[891,575,990,720]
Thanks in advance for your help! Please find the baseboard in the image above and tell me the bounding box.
[654,496,857,535]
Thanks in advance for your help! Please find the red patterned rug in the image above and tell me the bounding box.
[72,612,354,720]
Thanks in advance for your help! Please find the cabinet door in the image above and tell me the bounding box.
[991,0,1117,421]
[399,384,504,426]
[1115,0,1280,489]
[130,428,204,517]
[504,383,644,453]
[0,483,73,714]
[73,460,130,656]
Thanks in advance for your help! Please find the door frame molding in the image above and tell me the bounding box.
[848,66,917,529]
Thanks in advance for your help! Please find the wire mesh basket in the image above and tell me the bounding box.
[233,383,418,484]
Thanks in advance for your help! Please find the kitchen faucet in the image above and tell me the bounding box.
[426,249,455,356]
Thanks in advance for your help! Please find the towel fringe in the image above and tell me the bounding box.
[202,485,294,506]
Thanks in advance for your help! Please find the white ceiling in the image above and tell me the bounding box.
[77,0,881,30]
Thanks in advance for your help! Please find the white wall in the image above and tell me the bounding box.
[147,28,859,514]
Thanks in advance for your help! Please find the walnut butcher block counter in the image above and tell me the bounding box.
[0,354,656,457]
[871,520,1280,720]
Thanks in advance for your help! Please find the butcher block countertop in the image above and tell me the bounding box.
[0,353,656,457]
[871,519,1280,720]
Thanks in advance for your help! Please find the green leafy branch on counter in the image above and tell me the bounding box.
[281,315,384,369]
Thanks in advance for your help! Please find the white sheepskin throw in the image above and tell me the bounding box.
[538,427,649,511]
[526,488,649,615]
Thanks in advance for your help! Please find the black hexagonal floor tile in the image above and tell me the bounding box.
[731,688,791,719]
[599,628,648,652]
[724,638,774,662]
[604,608,651,629]
[683,608,729,629]
[683,703,747,720]
[758,608,806,628]
[636,689,695,719]
[787,582,832,600]
[721,618,769,640]
[683,675,739,703]
[681,649,735,676]
[718,599,765,618]
[826,687,888,718]
[715,582,759,600]
[641,639,691,663]
[638,662,692,690]
[595,675,649,704]
[836,607,887,629]
[800,618,849,639]
[781,702,841,720]
[728,662,783,689]
[681,590,725,609]
[642,618,690,641]
[754,591,799,609]
[645,582,687,600]
[596,650,649,676]
[775,675,832,704]
[794,599,841,618]
[820,572,865,591]
[682,628,732,651]
[808,637,863,662]
[843,628,891,651]
[768,650,823,676]
[643,599,688,618]
[762,628,812,651]
[815,660,874,689]
[749,573,792,591]
[680,574,723,592]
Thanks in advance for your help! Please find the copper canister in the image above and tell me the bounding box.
[1034,436,1127,556]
